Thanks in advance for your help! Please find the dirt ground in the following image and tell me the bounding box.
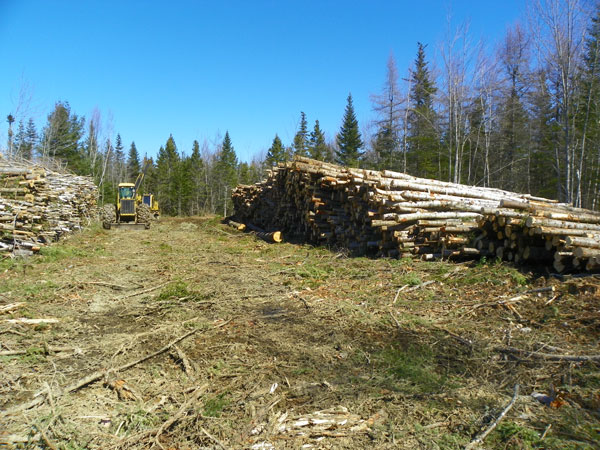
[0,216,599,449]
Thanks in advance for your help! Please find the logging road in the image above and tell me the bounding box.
[0,217,598,449]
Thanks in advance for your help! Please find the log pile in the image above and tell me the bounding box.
[233,157,600,273]
[0,158,98,255]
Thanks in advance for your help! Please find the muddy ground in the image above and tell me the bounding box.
[0,217,598,449]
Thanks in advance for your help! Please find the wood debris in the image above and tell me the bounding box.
[0,158,98,255]
[273,406,368,438]
[233,157,600,272]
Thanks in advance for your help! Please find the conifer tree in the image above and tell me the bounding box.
[14,120,26,158]
[308,120,327,161]
[155,135,181,215]
[214,131,238,215]
[188,140,206,215]
[25,118,37,160]
[265,134,286,167]
[336,93,363,167]
[407,43,438,178]
[528,69,557,200]
[114,133,126,181]
[40,102,87,173]
[143,156,158,201]
[127,141,141,181]
[292,112,309,156]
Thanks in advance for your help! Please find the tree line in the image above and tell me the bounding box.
[267,0,600,210]
[4,0,600,213]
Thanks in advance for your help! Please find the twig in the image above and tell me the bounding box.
[407,280,436,292]
[389,311,402,331]
[173,344,194,375]
[0,328,26,336]
[82,281,139,291]
[201,427,227,449]
[544,294,560,306]
[1,327,201,416]
[433,326,473,348]
[0,302,25,313]
[152,384,209,448]
[35,424,58,450]
[0,346,73,356]
[496,347,600,362]
[524,286,555,295]
[392,284,409,303]
[4,318,59,325]
[540,423,552,440]
[465,384,519,450]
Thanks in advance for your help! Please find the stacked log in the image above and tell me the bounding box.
[232,157,600,272]
[476,200,600,273]
[0,158,98,255]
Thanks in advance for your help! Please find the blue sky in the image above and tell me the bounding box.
[0,1,526,163]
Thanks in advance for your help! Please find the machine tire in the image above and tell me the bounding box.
[101,204,116,227]
[137,203,152,225]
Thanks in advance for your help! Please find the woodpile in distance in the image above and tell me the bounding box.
[233,157,600,273]
[0,158,98,256]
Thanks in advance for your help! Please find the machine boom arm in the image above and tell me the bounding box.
[134,160,151,193]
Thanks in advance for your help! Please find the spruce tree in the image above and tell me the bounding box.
[214,131,238,215]
[25,118,37,160]
[40,102,87,173]
[127,141,141,181]
[372,125,396,170]
[407,43,438,178]
[308,120,327,161]
[155,135,181,215]
[114,133,126,181]
[265,134,286,167]
[528,69,557,200]
[14,120,26,158]
[188,140,206,214]
[292,112,309,156]
[336,93,363,167]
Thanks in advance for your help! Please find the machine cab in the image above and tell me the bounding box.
[118,183,135,200]
[117,182,136,220]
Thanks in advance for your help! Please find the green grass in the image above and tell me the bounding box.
[39,245,91,261]
[295,261,335,288]
[379,344,447,393]
[0,278,58,302]
[157,281,191,300]
[158,242,172,252]
[489,422,542,449]
[397,272,422,286]
[449,260,529,287]
[203,393,229,417]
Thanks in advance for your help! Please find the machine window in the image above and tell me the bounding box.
[119,187,134,198]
